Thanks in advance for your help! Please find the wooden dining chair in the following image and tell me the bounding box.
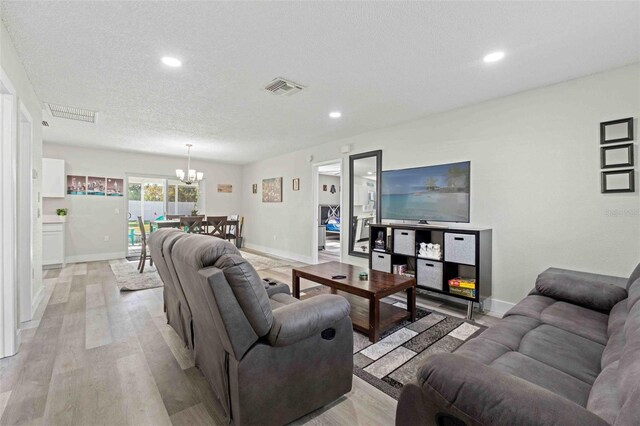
[206,216,227,239]
[166,214,182,220]
[137,216,153,273]
[180,216,204,234]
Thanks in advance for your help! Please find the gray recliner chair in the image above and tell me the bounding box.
[150,230,354,426]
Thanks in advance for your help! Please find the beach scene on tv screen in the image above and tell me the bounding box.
[381,162,470,222]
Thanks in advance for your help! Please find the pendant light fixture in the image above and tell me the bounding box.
[175,144,203,185]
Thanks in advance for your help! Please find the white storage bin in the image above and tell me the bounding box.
[372,252,391,273]
[417,260,443,290]
[393,229,415,256]
[444,233,476,265]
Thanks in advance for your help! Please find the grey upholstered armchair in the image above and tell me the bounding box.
[149,230,354,426]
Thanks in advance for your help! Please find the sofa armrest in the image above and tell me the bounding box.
[535,268,627,312]
[396,354,608,426]
[268,295,350,347]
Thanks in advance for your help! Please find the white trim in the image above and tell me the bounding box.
[17,101,33,323]
[244,242,314,265]
[0,67,17,358]
[30,284,44,318]
[65,251,126,264]
[483,298,515,318]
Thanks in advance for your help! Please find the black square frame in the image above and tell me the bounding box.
[600,117,634,144]
[600,143,634,169]
[601,169,635,193]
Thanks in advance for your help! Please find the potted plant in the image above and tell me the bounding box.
[191,191,199,216]
[56,208,68,216]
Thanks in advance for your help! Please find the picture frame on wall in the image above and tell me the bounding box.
[217,184,232,193]
[601,143,634,169]
[292,178,300,191]
[262,177,283,202]
[252,184,257,194]
[601,169,635,193]
[67,175,87,195]
[87,176,106,196]
[600,117,634,144]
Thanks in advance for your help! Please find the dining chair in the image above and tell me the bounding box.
[206,216,227,238]
[166,214,182,220]
[180,216,205,234]
[137,216,153,273]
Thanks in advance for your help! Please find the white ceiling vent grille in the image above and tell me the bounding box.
[264,77,305,96]
[42,120,49,127]
[47,103,97,123]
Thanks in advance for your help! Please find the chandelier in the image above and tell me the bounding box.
[175,144,204,185]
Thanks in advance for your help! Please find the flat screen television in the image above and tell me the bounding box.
[381,161,470,223]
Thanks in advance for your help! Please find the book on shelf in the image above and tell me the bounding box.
[448,277,476,289]
[448,286,476,298]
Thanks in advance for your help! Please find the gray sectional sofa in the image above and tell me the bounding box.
[396,263,640,426]
[149,229,354,426]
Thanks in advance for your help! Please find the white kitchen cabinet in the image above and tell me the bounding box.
[43,221,65,267]
[42,158,65,198]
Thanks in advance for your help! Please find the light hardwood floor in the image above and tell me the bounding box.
[0,252,498,426]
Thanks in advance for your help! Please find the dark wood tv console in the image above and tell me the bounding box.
[368,223,492,319]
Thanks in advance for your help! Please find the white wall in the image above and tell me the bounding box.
[1,22,44,321]
[42,144,243,262]
[242,63,640,310]
[319,174,341,205]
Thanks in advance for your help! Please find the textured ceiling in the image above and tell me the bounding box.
[2,1,639,164]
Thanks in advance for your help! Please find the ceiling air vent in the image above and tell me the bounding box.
[264,77,305,96]
[47,103,97,123]
[42,120,49,127]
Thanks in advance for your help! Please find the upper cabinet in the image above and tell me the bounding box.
[42,158,65,198]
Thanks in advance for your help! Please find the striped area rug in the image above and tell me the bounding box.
[352,301,486,400]
[300,286,485,400]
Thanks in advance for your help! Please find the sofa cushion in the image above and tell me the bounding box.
[491,352,592,406]
[540,302,608,345]
[587,361,620,424]
[602,301,628,369]
[269,293,299,310]
[214,254,273,337]
[455,337,511,365]
[627,278,640,310]
[536,271,627,313]
[627,262,640,291]
[505,294,556,320]
[618,300,640,413]
[474,315,541,350]
[519,324,604,385]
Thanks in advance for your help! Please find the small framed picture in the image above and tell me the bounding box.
[601,143,634,169]
[323,184,327,191]
[217,184,232,193]
[601,169,635,193]
[292,178,300,191]
[252,184,257,194]
[600,117,634,144]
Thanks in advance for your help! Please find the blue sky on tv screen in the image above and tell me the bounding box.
[382,162,469,195]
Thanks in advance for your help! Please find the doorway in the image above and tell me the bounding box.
[126,175,201,257]
[315,160,342,263]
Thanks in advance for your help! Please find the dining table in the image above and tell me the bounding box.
[149,219,181,232]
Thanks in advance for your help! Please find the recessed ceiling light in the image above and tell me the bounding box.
[161,56,182,67]
[329,111,342,118]
[483,51,505,63]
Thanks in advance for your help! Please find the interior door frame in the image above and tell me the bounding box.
[311,158,344,265]
[17,101,34,323]
[0,67,18,358]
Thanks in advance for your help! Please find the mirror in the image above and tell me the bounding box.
[349,150,382,257]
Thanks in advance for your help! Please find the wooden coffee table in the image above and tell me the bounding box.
[292,261,416,342]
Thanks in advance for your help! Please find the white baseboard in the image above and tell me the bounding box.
[30,284,44,316]
[65,251,126,264]
[243,243,314,265]
[483,298,515,318]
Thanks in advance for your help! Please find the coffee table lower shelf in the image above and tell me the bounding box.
[337,292,411,338]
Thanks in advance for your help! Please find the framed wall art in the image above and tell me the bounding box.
[600,117,634,144]
[601,169,635,193]
[262,177,283,202]
[601,143,634,169]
